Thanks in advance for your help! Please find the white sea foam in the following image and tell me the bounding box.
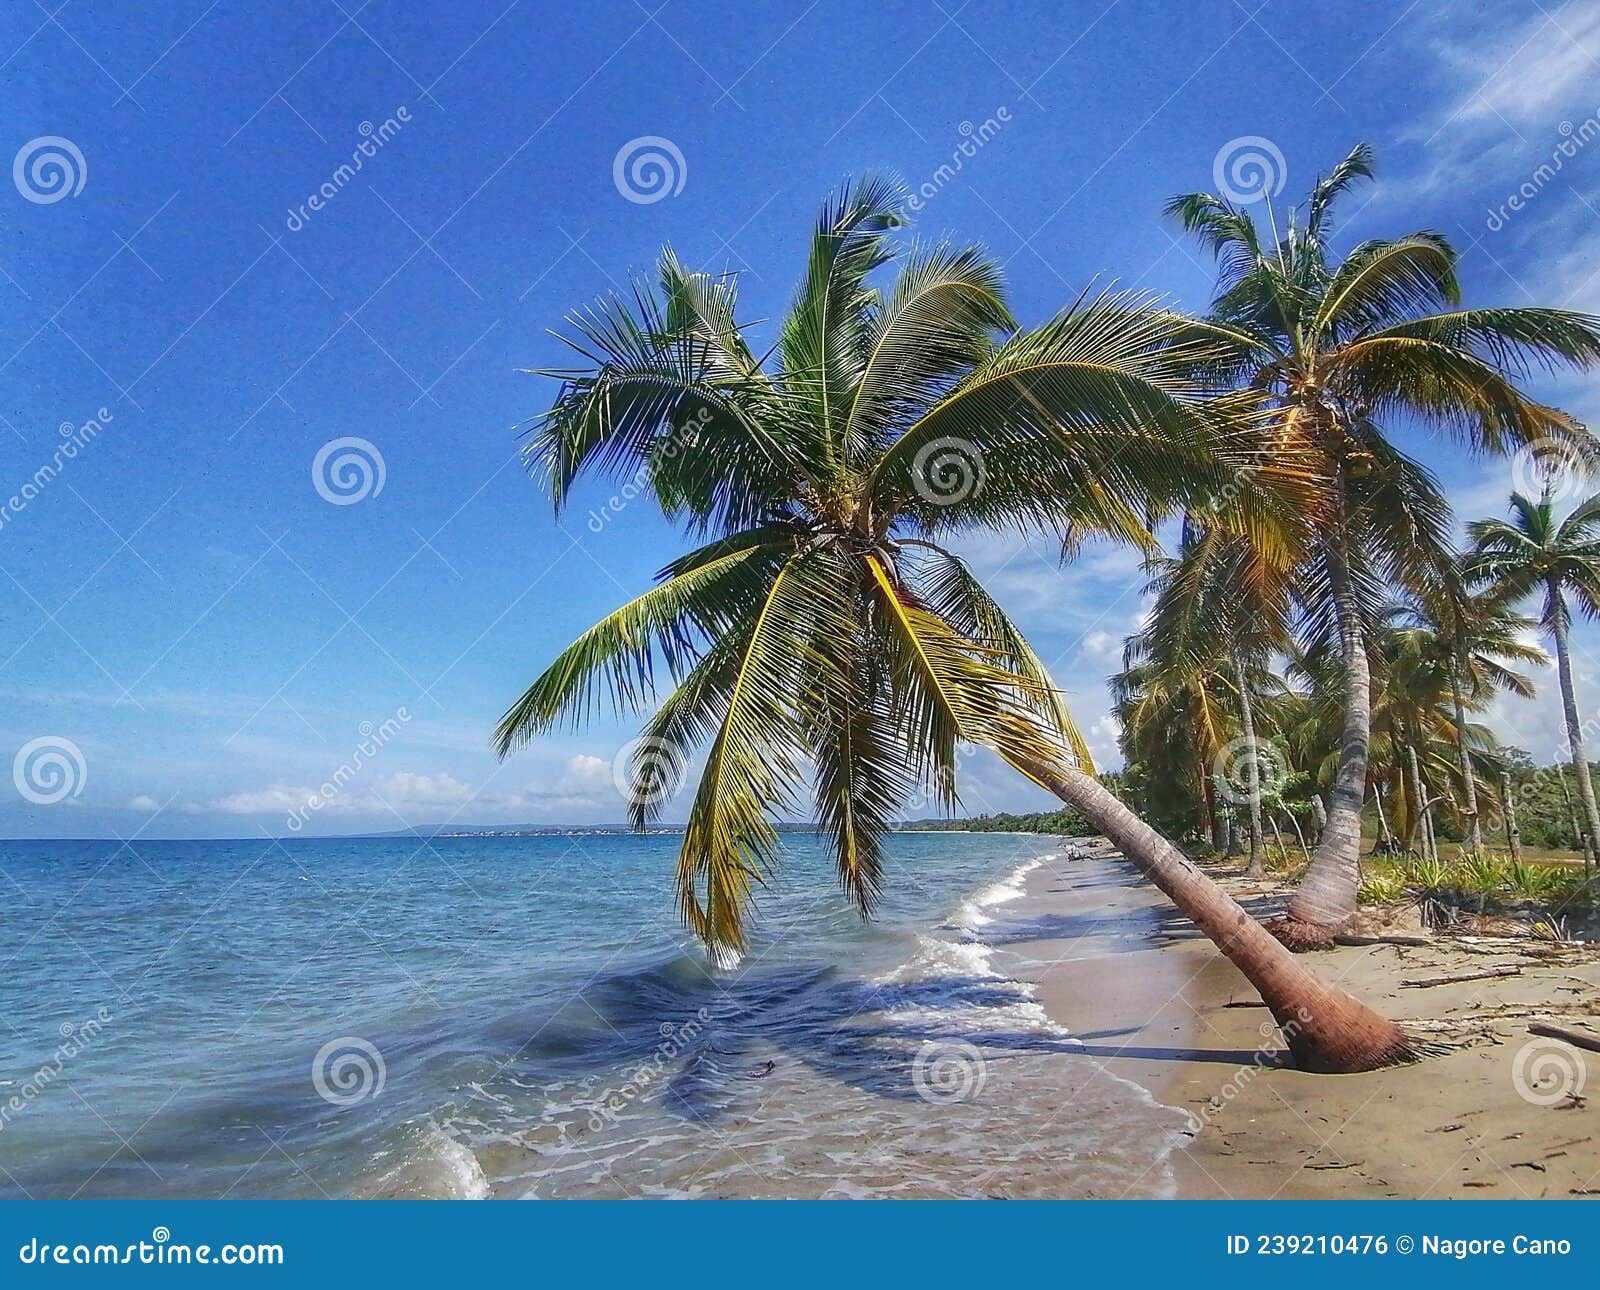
[358,1119,491,1199]
[954,854,1049,929]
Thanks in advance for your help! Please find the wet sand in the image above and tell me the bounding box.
[997,845,1600,1200]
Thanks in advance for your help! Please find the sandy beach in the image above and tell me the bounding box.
[1000,844,1600,1200]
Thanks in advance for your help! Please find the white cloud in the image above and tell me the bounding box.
[558,754,613,791]
[1428,2,1600,134]
[126,795,160,812]
[1080,629,1120,659]
[1083,712,1124,771]
[201,755,637,830]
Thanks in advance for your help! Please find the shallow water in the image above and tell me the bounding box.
[0,833,1186,1199]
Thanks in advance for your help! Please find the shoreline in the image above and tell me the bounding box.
[996,842,1600,1200]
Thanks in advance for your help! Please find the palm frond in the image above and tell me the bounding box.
[494,539,784,754]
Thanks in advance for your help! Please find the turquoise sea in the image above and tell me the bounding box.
[0,832,1185,1199]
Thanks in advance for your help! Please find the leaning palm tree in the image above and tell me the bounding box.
[498,178,1410,1071]
[1169,142,1600,938]
[1468,492,1600,866]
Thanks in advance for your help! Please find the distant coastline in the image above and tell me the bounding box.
[398,807,1090,840]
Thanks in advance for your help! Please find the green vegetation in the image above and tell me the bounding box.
[901,806,1093,835]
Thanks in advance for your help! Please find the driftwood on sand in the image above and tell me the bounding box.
[1527,1022,1600,1055]
[1400,966,1521,989]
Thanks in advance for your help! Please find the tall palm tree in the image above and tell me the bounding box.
[498,178,1410,1071]
[1127,527,1292,875]
[1112,647,1243,846]
[1365,614,1521,850]
[1468,492,1600,864]
[1169,142,1600,937]
[1393,583,1544,848]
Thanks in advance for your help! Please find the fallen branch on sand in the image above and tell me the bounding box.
[1401,966,1521,989]
[1527,1022,1600,1055]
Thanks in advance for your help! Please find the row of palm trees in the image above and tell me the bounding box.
[495,146,1600,1072]
[1114,498,1600,872]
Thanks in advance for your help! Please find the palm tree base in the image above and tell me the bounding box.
[1262,914,1342,951]
[1278,991,1421,1073]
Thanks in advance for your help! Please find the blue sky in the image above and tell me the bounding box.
[4,0,1600,838]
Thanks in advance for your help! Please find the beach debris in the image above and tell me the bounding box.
[1400,966,1522,989]
[1527,1022,1600,1056]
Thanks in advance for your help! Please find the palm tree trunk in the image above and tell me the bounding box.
[1557,768,1586,864]
[1203,772,1223,851]
[1286,533,1367,928]
[1373,782,1396,853]
[1551,601,1600,876]
[1232,649,1265,878]
[1500,770,1521,863]
[1405,743,1428,859]
[1451,659,1482,851]
[1028,759,1413,1072]
[1285,810,1311,864]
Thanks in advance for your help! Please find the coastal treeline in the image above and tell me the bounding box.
[901,805,1096,835]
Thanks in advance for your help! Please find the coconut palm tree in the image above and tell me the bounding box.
[1168,142,1600,938]
[1392,582,1544,849]
[1111,648,1239,846]
[1365,614,1520,851]
[498,178,1410,1071]
[1124,527,1293,875]
[1468,492,1600,867]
